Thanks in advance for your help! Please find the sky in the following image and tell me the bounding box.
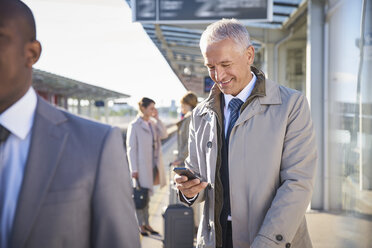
[23,0,188,107]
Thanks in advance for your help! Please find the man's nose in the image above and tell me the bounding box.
[215,67,226,82]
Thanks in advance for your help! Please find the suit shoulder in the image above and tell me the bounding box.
[62,110,111,133]
[37,97,111,133]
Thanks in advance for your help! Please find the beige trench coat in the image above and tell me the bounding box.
[126,116,168,192]
[184,68,317,248]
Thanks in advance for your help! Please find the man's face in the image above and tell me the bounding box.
[0,7,40,113]
[203,38,254,96]
[0,16,29,110]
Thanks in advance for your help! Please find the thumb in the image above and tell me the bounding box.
[201,182,209,188]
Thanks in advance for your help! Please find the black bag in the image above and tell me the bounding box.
[133,180,148,210]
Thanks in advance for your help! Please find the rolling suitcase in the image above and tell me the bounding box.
[169,163,182,205]
[163,204,194,248]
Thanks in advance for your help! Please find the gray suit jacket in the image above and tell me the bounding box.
[10,97,140,248]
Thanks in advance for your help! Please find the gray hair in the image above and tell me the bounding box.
[199,18,252,53]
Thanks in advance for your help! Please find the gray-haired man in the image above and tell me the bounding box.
[175,19,317,248]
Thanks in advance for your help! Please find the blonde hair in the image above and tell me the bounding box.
[181,91,198,109]
[199,18,252,53]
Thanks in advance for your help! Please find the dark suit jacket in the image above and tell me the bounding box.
[10,97,140,248]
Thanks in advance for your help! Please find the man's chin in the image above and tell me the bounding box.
[217,84,230,94]
[218,87,234,96]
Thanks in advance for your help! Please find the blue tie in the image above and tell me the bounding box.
[226,98,244,145]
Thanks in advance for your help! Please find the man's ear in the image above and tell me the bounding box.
[245,45,255,65]
[25,40,42,68]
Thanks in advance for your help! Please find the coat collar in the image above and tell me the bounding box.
[198,66,281,118]
[133,115,153,133]
[10,97,69,248]
[176,111,192,127]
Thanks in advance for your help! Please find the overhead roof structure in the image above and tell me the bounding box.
[32,69,130,100]
[126,0,307,96]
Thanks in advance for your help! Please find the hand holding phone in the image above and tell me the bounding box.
[174,167,208,199]
[173,167,201,181]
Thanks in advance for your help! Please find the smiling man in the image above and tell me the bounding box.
[175,19,317,248]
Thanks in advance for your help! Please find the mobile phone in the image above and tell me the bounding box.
[173,167,201,181]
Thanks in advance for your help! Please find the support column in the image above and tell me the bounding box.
[63,97,68,110]
[263,43,275,80]
[77,99,82,115]
[88,100,93,118]
[360,0,372,190]
[307,0,326,210]
[104,99,109,124]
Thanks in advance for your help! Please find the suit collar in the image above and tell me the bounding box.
[10,97,69,248]
[0,87,37,140]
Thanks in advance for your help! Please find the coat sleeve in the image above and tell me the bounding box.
[251,94,317,248]
[92,127,140,248]
[126,124,138,172]
[179,112,206,206]
[154,118,168,140]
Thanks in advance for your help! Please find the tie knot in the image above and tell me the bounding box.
[0,125,10,144]
[228,98,244,112]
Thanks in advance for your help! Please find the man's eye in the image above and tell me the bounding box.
[222,64,231,67]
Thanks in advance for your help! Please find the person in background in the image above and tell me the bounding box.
[171,91,200,234]
[126,97,168,236]
[173,91,198,167]
[0,1,140,247]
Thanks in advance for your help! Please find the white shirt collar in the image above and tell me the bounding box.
[0,87,37,140]
[224,72,257,108]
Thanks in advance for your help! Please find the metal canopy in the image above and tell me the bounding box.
[126,0,306,96]
[32,69,130,100]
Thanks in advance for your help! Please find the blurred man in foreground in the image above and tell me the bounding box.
[0,1,140,247]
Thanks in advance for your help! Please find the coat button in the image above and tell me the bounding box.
[207,141,212,148]
[276,234,283,241]
[286,243,291,248]
[208,183,214,190]
[207,223,212,231]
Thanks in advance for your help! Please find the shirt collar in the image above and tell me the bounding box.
[224,72,257,108]
[0,87,37,140]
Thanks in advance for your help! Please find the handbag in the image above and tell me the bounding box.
[132,179,148,210]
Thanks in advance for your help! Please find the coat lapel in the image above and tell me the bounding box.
[136,116,151,133]
[235,68,282,126]
[235,99,266,126]
[10,98,69,248]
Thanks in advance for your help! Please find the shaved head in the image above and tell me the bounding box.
[0,0,37,42]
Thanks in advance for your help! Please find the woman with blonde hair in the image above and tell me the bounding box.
[173,91,198,166]
[126,97,168,236]
[172,91,200,235]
